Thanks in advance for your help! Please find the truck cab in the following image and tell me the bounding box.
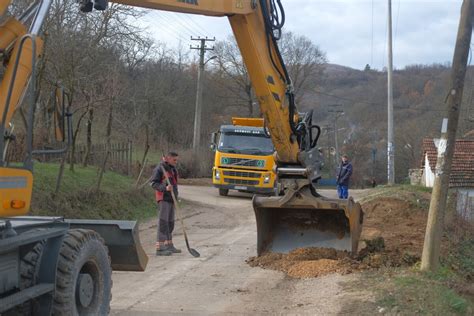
[211,118,276,196]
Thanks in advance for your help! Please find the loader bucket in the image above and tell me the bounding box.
[253,187,363,256]
[66,219,148,271]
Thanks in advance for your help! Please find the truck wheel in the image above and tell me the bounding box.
[219,188,229,196]
[53,229,112,316]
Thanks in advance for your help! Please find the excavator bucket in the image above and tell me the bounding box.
[67,219,148,271]
[253,187,363,256]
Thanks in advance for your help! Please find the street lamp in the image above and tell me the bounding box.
[204,55,217,65]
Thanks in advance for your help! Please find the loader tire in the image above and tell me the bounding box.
[3,241,45,316]
[219,188,229,196]
[52,229,112,316]
[19,241,45,315]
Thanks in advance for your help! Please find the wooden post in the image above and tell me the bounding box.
[421,0,473,272]
[135,158,148,188]
[128,141,132,176]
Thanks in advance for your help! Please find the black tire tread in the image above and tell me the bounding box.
[219,188,229,196]
[52,229,112,316]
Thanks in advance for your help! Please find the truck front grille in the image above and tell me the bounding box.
[223,171,261,178]
[221,157,265,167]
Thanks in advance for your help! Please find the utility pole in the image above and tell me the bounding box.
[323,125,333,174]
[421,0,473,272]
[371,130,378,180]
[387,0,395,185]
[191,37,215,155]
[328,108,344,166]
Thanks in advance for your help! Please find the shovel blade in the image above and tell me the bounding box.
[188,248,200,258]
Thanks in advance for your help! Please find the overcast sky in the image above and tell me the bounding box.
[139,0,464,70]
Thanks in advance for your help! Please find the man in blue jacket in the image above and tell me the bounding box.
[336,154,353,199]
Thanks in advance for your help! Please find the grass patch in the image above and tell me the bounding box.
[444,239,474,281]
[31,163,156,221]
[377,271,471,315]
[342,268,472,315]
[359,184,432,210]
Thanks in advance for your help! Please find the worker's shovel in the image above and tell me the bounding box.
[160,165,200,258]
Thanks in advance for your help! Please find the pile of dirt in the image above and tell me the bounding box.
[287,259,340,278]
[360,197,428,257]
[247,196,429,279]
[247,247,354,279]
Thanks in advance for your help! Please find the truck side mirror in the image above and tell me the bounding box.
[53,86,66,142]
[210,132,218,151]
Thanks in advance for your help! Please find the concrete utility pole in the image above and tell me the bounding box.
[421,0,473,272]
[323,124,333,173]
[387,0,395,185]
[328,108,344,166]
[191,37,215,155]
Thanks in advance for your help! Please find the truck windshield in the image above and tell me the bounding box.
[218,132,274,156]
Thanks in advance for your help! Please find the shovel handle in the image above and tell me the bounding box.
[160,165,187,235]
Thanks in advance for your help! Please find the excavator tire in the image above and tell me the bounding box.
[53,229,112,316]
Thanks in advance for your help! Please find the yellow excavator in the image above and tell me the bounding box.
[1,0,363,314]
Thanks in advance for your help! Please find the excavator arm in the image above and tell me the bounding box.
[1,0,363,255]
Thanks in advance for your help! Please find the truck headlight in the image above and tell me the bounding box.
[263,173,271,184]
[215,170,221,180]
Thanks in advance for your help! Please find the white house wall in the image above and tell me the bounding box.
[424,153,435,188]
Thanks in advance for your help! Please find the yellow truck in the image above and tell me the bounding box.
[211,118,277,196]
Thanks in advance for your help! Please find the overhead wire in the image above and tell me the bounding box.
[172,12,203,37]
[466,46,474,122]
[394,0,401,40]
[371,0,374,66]
[312,88,469,113]
[183,14,211,37]
[149,11,191,43]
[146,11,187,42]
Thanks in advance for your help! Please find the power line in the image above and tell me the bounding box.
[172,12,204,37]
[394,0,401,40]
[148,11,190,43]
[312,89,470,113]
[184,14,211,36]
[371,0,374,66]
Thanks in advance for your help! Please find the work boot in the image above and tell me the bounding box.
[156,248,172,256]
[168,245,182,253]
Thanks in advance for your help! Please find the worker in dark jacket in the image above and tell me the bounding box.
[336,154,353,199]
[151,152,181,256]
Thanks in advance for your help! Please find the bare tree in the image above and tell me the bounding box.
[213,37,255,116]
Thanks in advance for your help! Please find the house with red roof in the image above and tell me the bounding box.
[420,138,474,221]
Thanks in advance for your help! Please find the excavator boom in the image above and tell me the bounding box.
[106,0,364,255]
[1,0,363,259]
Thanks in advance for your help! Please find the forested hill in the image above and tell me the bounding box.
[306,63,474,184]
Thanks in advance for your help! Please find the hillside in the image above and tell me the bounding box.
[305,63,474,185]
[30,163,156,220]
